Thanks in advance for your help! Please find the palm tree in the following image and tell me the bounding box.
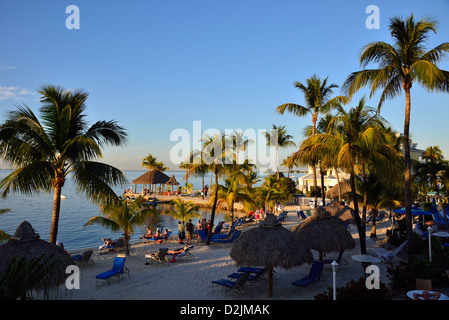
[197,132,234,244]
[142,154,158,170]
[231,129,254,165]
[0,85,128,244]
[422,145,444,163]
[256,175,284,211]
[210,162,255,224]
[85,197,158,255]
[161,198,201,222]
[281,155,295,178]
[298,98,397,253]
[276,75,348,203]
[343,14,449,256]
[264,124,296,180]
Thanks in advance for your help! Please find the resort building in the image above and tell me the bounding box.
[297,166,350,195]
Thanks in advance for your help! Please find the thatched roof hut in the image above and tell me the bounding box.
[0,221,73,298]
[321,202,357,225]
[166,174,180,192]
[291,207,355,260]
[230,213,313,298]
[132,170,170,192]
[325,181,351,200]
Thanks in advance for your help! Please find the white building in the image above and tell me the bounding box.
[297,166,350,194]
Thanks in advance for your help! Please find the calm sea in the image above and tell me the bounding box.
[0,170,233,252]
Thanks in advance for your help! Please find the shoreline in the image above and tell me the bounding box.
[57,205,424,301]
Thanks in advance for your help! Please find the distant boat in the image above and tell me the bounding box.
[61,195,67,199]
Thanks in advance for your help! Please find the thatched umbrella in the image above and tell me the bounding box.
[0,221,73,298]
[326,181,351,201]
[166,174,180,193]
[132,170,170,193]
[292,207,356,261]
[322,202,357,225]
[230,213,313,298]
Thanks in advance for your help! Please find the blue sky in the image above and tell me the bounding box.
[0,0,448,170]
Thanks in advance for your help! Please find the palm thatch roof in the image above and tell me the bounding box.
[230,214,313,269]
[132,170,170,185]
[326,181,351,200]
[166,174,179,186]
[321,202,357,225]
[291,207,355,254]
[0,221,73,293]
[230,213,313,297]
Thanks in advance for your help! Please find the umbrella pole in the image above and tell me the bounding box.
[268,267,273,298]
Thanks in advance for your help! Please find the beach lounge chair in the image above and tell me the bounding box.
[145,248,169,265]
[213,221,225,234]
[212,272,249,295]
[166,245,194,262]
[368,240,408,263]
[299,211,307,220]
[95,254,129,286]
[71,250,94,265]
[292,261,324,287]
[210,230,241,243]
[227,267,268,284]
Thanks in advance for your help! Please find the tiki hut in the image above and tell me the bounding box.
[230,213,313,298]
[292,207,355,261]
[132,170,170,193]
[0,221,73,298]
[166,174,180,193]
[322,202,357,225]
[325,181,351,201]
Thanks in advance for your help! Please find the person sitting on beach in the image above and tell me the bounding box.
[413,290,441,300]
[142,227,153,239]
[99,238,114,249]
[153,229,161,238]
[162,229,169,237]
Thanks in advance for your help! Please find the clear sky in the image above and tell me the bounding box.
[0,0,448,170]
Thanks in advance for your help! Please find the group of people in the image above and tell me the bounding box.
[200,185,209,199]
[141,227,169,240]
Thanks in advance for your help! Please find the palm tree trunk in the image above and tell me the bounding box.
[361,160,368,235]
[403,86,414,257]
[336,169,342,202]
[49,185,62,244]
[312,112,318,206]
[348,150,366,254]
[320,167,325,205]
[50,174,65,244]
[207,167,219,245]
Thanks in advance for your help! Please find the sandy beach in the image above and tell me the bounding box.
[57,205,405,301]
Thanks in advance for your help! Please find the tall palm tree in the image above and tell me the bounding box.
[85,197,158,255]
[197,132,234,244]
[343,14,449,256]
[142,154,158,170]
[0,85,128,244]
[264,124,296,180]
[298,98,398,253]
[231,129,254,165]
[422,145,444,163]
[210,167,254,225]
[276,75,348,204]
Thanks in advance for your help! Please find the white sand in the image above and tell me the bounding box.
[60,207,399,301]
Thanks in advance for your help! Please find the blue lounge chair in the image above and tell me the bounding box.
[227,267,267,283]
[292,261,324,287]
[71,250,94,264]
[212,272,249,295]
[213,221,225,234]
[210,230,241,243]
[95,254,129,286]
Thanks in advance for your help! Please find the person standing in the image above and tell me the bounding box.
[178,221,185,244]
[185,219,194,245]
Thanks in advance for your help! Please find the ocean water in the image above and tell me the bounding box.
[0,170,235,252]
